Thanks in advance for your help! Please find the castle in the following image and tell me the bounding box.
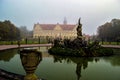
[33,19,77,39]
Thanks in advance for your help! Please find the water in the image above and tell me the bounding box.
[0,47,120,80]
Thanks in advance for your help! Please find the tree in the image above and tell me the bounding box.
[97,19,120,42]
[19,26,33,39]
[0,20,20,41]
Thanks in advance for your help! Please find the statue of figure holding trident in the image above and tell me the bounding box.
[77,18,82,41]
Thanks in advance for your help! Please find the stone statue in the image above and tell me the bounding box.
[77,18,82,40]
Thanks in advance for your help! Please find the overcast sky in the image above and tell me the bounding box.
[0,0,120,35]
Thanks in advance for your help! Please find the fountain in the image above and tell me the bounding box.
[48,18,113,57]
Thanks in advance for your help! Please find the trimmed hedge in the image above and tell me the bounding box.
[48,47,113,57]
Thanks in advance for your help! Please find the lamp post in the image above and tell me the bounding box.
[38,37,40,44]
[0,37,1,45]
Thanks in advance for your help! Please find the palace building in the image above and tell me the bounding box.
[33,19,77,39]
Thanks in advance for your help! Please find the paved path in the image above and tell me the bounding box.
[102,45,120,49]
[0,44,52,51]
[0,44,120,51]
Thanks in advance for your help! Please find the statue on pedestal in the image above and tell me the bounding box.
[77,18,82,41]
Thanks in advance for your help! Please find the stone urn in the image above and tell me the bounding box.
[20,48,42,80]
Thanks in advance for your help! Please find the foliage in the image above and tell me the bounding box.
[95,47,113,56]
[19,26,33,39]
[49,39,113,57]
[58,38,86,49]
[49,46,113,57]
[0,20,20,41]
[48,47,85,57]
[97,19,120,42]
[53,38,61,47]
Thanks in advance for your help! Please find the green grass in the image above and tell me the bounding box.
[0,39,49,45]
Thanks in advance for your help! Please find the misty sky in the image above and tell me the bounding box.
[0,0,120,35]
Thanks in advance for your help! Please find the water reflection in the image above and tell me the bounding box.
[0,49,17,62]
[53,55,99,80]
[20,49,42,80]
[103,55,120,66]
[0,48,120,80]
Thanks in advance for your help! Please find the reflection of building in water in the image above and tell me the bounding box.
[36,47,52,58]
[20,49,42,80]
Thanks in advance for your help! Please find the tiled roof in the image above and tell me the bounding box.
[40,24,56,30]
[60,24,76,30]
[35,24,76,30]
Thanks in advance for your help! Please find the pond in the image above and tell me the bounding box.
[0,47,120,80]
